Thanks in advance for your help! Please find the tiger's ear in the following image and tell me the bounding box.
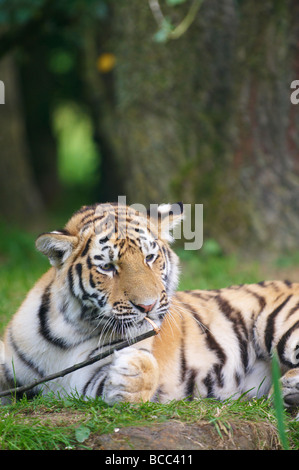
[35,231,79,267]
[149,202,184,243]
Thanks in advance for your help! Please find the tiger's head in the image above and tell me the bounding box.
[35,202,183,340]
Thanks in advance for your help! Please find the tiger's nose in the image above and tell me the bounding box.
[133,301,157,313]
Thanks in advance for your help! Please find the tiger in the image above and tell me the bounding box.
[1,201,299,409]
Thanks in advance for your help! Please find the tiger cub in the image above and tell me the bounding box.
[1,202,299,408]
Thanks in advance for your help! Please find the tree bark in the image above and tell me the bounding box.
[82,2,196,206]
[85,0,299,253]
[230,0,299,252]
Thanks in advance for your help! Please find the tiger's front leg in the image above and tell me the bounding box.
[102,347,159,404]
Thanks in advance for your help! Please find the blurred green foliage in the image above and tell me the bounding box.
[0,0,108,28]
[48,49,75,75]
[53,103,99,189]
[0,223,48,332]
[176,245,261,291]
[0,0,43,26]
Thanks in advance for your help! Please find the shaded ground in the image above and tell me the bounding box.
[88,420,280,451]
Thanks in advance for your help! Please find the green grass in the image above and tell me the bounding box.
[0,392,282,450]
[0,222,49,334]
[176,246,262,291]
[271,352,289,450]
[1,224,299,449]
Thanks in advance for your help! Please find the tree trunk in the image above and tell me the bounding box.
[82,2,196,206]
[18,44,61,206]
[0,55,43,223]
[230,0,299,252]
[83,0,299,253]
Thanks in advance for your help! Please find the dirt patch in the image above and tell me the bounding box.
[15,407,281,450]
[88,420,280,450]
[19,407,85,425]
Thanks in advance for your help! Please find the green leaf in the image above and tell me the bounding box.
[271,352,289,450]
[75,425,91,443]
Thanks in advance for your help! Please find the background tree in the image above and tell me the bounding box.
[0,0,299,254]
[88,0,299,252]
[0,55,43,221]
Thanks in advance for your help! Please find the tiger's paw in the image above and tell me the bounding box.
[281,368,299,408]
[102,347,159,405]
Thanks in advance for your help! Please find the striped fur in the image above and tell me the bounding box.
[1,203,299,407]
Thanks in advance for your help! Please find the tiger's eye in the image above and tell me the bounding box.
[146,254,155,263]
[101,263,115,272]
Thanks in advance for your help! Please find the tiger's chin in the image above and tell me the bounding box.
[96,310,165,343]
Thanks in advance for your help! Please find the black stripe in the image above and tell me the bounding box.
[3,365,40,400]
[180,321,187,383]
[161,246,168,271]
[99,236,109,244]
[15,283,100,359]
[277,320,299,367]
[68,265,76,297]
[8,329,45,378]
[181,299,227,385]
[75,263,90,299]
[96,377,107,397]
[97,294,107,308]
[82,366,108,396]
[180,348,187,384]
[89,215,106,226]
[286,301,299,320]
[38,284,68,349]
[215,295,249,371]
[243,287,266,311]
[235,372,241,386]
[188,291,213,301]
[55,228,71,236]
[203,372,215,398]
[86,258,98,290]
[89,272,96,289]
[78,210,102,228]
[185,369,196,399]
[191,307,226,367]
[264,295,292,353]
[79,209,96,224]
[80,221,93,233]
[213,363,224,388]
[81,237,92,257]
[202,363,225,398]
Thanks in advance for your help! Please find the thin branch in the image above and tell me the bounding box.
[0,327,158,399]
[149,0,204,41]
[169,0,203,39]
[148,0,165,26]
